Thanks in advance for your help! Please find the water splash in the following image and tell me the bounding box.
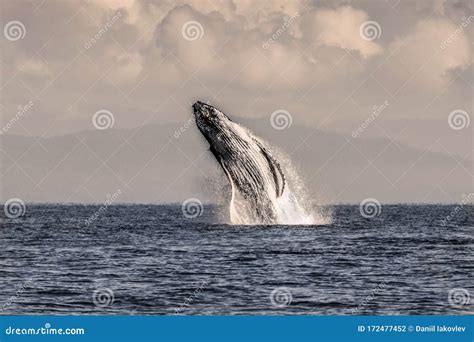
[226,132,331,225]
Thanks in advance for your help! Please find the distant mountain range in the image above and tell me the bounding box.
[0,116,471,204]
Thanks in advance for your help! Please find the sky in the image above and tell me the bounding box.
[0,0,472,204]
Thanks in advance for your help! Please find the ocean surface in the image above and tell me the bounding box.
[1,204,473,315]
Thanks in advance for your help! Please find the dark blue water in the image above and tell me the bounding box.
[1,204,472,315]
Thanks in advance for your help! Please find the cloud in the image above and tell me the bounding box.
[16,58,51,77]
[154,4,376,92]
[304,6,383,58]
[106,51,144,85]
[388,17,471,90]
[0,0,472,136]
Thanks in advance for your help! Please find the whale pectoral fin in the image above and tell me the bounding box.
[254,140,285,197]
[269,155,286,198]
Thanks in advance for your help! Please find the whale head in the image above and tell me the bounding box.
[193,101,233,147]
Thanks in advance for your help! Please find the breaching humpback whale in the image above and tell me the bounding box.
[193,101,286,224]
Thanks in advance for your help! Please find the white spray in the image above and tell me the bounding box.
[225,127,331,225]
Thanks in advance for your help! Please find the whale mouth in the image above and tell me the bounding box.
[192,100,205,113]
[193,101,215,136]
[193,101,230,120]
[192,101,213,119]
